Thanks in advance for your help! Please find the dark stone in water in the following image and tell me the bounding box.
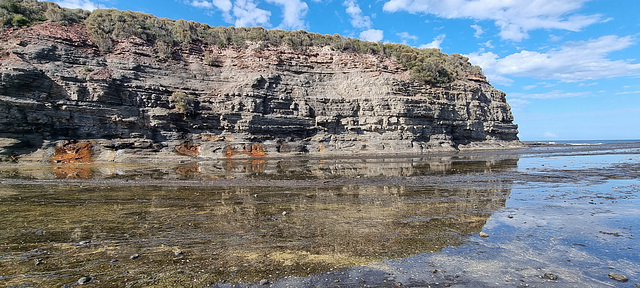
[77,276,91,284]
[543,272,558,280]
[608,273,628,282]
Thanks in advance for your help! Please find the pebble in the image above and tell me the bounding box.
[479,231,490,238]
[77,276,92,284]
[174,250,184,256]
[259,279,270,285]
[608,273,628,282]
[543,272,558,280]
[130,254,140,260]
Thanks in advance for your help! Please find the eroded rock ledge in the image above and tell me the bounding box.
[0,22,520,163]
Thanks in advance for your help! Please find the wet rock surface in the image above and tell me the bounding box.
[0,143,638,287]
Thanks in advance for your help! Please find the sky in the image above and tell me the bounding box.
[53,0,640,141]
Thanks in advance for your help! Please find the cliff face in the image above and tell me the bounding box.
[0,22,519,162]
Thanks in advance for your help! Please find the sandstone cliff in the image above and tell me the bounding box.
[0,21,519,163]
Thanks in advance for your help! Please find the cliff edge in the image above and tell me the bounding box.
[0,7,520,163]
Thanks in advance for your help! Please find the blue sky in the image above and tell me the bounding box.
[53,0,640,141]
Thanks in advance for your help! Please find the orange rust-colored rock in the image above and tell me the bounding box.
[225,145,237,158]
[175,142,200,157]
[226,143,267,158]
[248,143,267,157]
[52,141,93,164]
[199,134,224,142]
[467,74,488,82]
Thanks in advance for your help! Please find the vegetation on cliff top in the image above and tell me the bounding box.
[1,0,484,84]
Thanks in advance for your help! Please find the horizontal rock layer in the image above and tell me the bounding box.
[0,23,519,162]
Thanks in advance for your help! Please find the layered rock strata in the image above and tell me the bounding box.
[0,22,519,162]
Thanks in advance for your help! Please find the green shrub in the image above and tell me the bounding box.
[0,1,87,27]
[170,91,195,114]
[10,13,27,26]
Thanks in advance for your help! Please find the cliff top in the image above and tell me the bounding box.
[0,0,486,85]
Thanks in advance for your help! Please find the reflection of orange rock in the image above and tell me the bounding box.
[175,142,200,157]
[249,159,266,172]
[53,165,92,179]
[176,162,201,176]
[52,141,93,164]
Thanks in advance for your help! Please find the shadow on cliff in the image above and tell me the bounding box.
[0,136,44,160]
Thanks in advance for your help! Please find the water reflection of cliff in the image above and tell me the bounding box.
[0,156,517,286]
[0,156,518,180]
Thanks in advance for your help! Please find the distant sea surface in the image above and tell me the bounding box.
[526,139,640,145]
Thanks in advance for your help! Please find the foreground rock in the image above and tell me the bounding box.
[0,22,520,163]
[608,272,629,282]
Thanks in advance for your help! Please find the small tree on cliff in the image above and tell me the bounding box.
[169,91,195,115]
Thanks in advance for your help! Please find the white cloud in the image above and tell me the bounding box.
[482,40,494,48]
[419,34,445,49]
[191,0,213,9]
[397,32,418,42]
[360,29,384,42]
[52,0,102,10]
[344,0,372,29]
[265,0,309,30]
[471,24,483,38]
[506,98,530,110]
[190,0,232,11]
[189,0,307,30]
[467,35,640,83]
[509,90,590,99]
[549,34,563,42]
[232,0,271,27]
[615,90,640,95]
[382,0,602,41]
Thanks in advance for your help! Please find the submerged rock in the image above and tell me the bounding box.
[77,276,91,284]
[608,273,629,282]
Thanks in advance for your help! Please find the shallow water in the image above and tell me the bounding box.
[0,143,639,287]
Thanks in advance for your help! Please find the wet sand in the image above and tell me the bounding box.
[0,142,639,287]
